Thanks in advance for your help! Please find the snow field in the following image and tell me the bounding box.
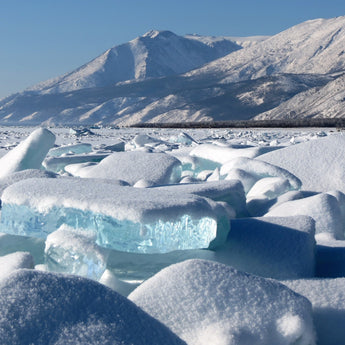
[0,126,343,344]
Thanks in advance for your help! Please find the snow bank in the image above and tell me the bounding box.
[1,178,230,253]
[259,133,345,192]
[0,128,55,178]
[66,151,182,185]
[214,216,316,279]
[265,193,344,240]
[282,278,345,345]
[129,259,315,345]
[0,269,186,344]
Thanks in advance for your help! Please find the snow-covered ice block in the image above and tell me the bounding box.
[190,143,280,164]
[315,235,345,277]
[168,131,197,146]
[220,157,302,190]
[43,152,109,173]
[0,252,34,282]
[66,151,182,185]
[259,133,345,192]
[265,193,344,240]
[102,140,125,152]
[0,169,57,197]
[99,269,138,296]
[0,128,55,178]
[0,178,230,253]
[0,269,186,345]
[282,278,345,345]
[45,225,108,280]
[47,143,92,157]
[214,216,316,279]
[151,180,247,217]
[129,259,315,345]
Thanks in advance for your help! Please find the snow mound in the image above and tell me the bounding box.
[259,134,345,192]
[0,269,186,344]
[129,259,315,345]
[0,128,55,178]
[265,193,343,240]
[67,151,182,185]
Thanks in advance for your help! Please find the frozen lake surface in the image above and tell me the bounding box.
[0,125,343,345]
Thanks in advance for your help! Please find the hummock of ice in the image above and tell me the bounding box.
[0,178,230,253]
[214,216,316,279]
[259,133,345,192]
[0,128,55,178]
[265,193,344,240]
[129,259,315,345]
[0,269,186,345]
[0,252,34,282]
[66,151,182,185]
[282,278,345,345]
[45,224,108,280]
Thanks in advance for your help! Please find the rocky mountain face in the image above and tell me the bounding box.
[1,17,345,126]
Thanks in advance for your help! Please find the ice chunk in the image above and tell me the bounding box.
[190,143,281,164]
[0,252,34,282]
[0,178,230,253]
[282,278,345,345]
[45,225,108,280]
[99,269,138,296]
[129,259,315,345]
[0,128,55,178]
[224,168,257,193]
[47,143,92,157]
[66,151,182,185]
[220,157,302,190]
[265,193,344,240]
[168,132,197,146]
[214,216,316,279]
[151,180,247,217]
[0,269,186,345]
[259,134,345,192]
[43,152,109,173]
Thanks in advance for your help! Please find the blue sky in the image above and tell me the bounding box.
[0,0,344,99]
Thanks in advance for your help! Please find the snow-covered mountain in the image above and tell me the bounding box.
[27,30,242,95]
[2,16,345,125]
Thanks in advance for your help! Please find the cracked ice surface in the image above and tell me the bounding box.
[0,178,229,253]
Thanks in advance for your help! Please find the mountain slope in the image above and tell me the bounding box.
[254,72,345,120]
[187,16,345,83]
[27,30,241,95]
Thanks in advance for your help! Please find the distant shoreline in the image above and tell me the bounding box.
[131,119,345,129]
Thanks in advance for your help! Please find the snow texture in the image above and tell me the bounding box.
[129,259,315,345]
[0,269,186,345]
[0,252,34,282]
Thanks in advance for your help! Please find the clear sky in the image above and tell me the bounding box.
[0,0,344,99]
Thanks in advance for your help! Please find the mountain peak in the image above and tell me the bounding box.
[142,30,176,39]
